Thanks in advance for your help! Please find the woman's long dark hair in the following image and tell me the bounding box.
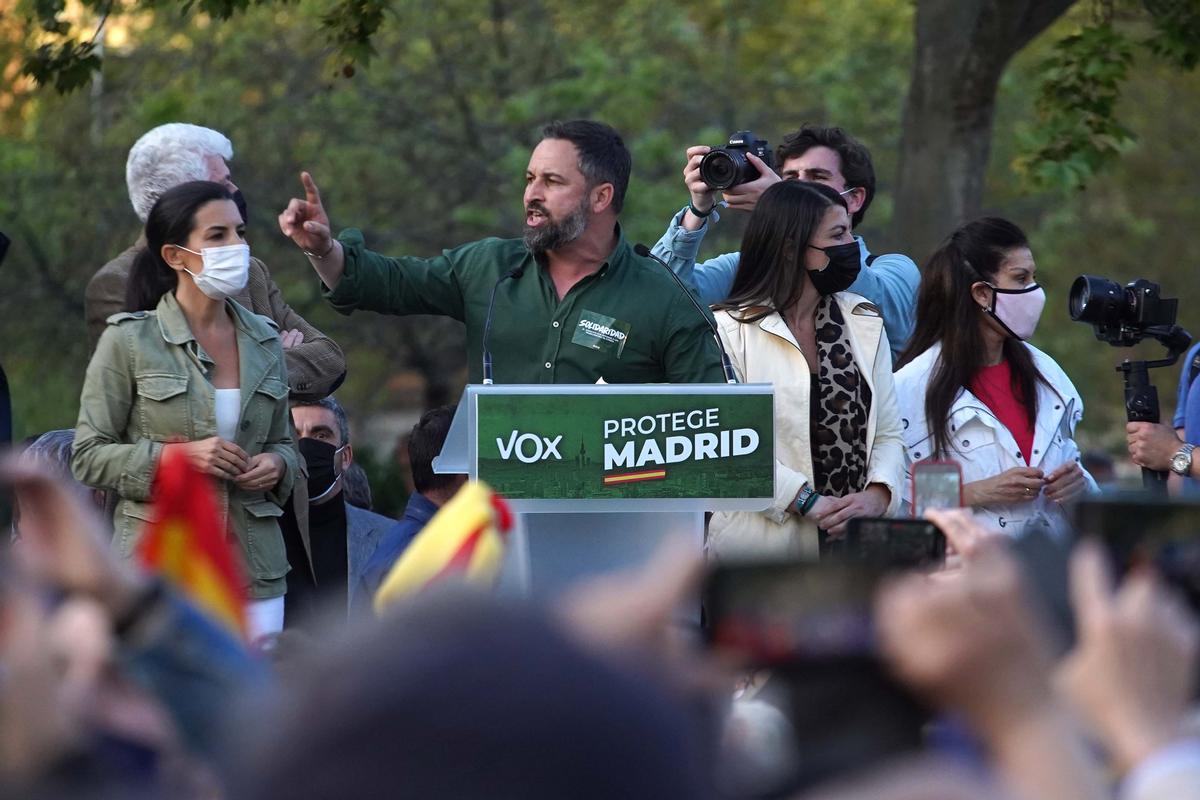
[126,181,234,312]
[714,180,847,322]
[897,216,1047,459]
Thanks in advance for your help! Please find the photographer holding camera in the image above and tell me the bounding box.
[651,126,920,361]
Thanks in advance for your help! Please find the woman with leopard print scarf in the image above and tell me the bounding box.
[706,181,905,559]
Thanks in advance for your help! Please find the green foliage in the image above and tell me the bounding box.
[1017,2,1200,192]
[1016,23,1136,191]
[319,0,386,71]
[16,0,112,92]
[1144,0,1200,69]
[21,40,102,92]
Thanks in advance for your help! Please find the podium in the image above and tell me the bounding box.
[434,384,774,598]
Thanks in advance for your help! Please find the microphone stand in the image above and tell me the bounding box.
[481,266,525,384]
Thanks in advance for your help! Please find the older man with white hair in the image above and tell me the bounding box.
[85,123,346,401]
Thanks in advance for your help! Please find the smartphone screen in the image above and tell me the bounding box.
[912,460,963,516]
[844,518,946,569]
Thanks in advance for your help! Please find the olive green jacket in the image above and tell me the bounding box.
[72,292,297,599]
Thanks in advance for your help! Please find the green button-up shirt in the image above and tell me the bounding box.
[325,227,725,384]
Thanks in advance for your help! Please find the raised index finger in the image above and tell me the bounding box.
[300,171,322,206]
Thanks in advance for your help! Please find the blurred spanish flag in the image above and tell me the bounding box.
[137,446,248,639]
[374,481,512,614]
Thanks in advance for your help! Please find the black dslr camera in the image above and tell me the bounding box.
[699,130,775,190]
[1069,275,1182,348]
[1069,275,1191,489]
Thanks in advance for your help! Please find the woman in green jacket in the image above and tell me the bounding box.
[73,181,297,639]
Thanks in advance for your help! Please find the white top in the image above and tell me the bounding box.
[214,388,242,441]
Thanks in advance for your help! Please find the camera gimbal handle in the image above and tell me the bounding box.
[1117,324,1192,491]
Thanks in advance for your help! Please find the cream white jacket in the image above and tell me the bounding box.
[894,341,1096,538]
[708,293,905,559]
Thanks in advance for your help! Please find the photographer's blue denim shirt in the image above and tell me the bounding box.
[651,205,920,363]
[1173,341,1200,491]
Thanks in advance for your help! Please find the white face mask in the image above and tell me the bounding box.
[985,283,1046,341]
[177,243,250,300]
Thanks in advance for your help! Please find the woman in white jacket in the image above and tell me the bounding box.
[708,181,904,559]
[894,217,1093,537]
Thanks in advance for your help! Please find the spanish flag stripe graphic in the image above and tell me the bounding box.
[602,469,668,485]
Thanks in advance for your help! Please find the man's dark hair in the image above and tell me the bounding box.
[541,120,631,214]
[409,405,458,495]
[291,396,351,446]
[776,126,875,228]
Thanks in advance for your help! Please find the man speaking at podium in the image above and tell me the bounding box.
[279,120,724,385]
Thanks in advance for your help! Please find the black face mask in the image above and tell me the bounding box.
[806,241,861,296]
[298,437,346,502]
[232,189,248,224]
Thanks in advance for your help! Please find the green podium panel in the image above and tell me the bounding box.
[434,384,775,595]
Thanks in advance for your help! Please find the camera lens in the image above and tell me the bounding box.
[699,150,743,191]
[1069,275,1124,324]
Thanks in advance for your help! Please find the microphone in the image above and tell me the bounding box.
[634,244,738,383]
[481,265,526,384]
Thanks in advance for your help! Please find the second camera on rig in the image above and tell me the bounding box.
[1069,275,1179,347]
[699,131,775,191]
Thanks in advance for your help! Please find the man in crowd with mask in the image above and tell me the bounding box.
[357,405,466,612]
[86,122,347,399]
[279,120,724,385]
[290,397,394,622]
[651,125,920,362]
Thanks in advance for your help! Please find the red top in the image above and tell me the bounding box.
[969,360,1035,465]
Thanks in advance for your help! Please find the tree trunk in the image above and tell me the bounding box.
[893,0,1077,265]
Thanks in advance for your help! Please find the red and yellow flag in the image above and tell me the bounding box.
[374,481,513,614]
[137,446,248,639]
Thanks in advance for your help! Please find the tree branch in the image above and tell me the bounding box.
[1013,0,1081,49]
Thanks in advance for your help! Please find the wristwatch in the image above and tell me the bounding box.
[1170,443,1195,476]
[794,484,819,516]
